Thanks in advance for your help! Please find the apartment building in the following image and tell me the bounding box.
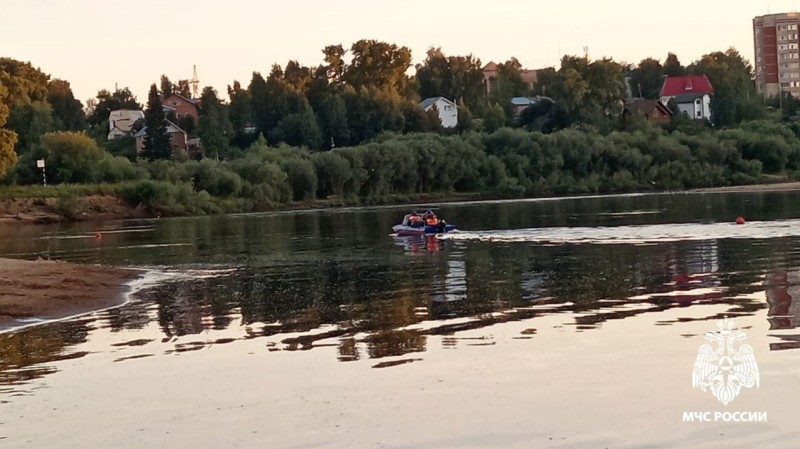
[754,12,800,97]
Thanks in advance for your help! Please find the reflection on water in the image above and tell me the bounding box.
[2,191,800,393]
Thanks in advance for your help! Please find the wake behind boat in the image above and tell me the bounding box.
[392,210,456,236]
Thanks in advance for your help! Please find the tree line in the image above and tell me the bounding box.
[0,42,798,215]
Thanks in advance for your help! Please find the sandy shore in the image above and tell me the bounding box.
[691,181,800,193]
[0,258,139,330]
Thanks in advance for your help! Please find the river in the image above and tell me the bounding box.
[1,191,800,448]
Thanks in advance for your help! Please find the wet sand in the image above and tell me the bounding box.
[0,258,138,330]
[691,181,800,193]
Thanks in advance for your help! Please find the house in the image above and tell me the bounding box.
[419,97,458,128]
[107,109,145,140]
[134,120,188,154]
[622,99,672,125]
[659,75,714,121]
[161,93,200,123]
[511,96,553,116]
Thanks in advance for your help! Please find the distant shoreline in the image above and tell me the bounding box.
[1,181,799,226]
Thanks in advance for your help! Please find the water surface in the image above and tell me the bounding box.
[2,191,800,448]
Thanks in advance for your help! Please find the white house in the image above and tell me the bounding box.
[419,97,458,128]
[659,75,714,121]
[108,109,145,140]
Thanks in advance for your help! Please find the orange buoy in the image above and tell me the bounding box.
[735,216,746,225]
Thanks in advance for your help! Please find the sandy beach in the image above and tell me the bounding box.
[0,258,138,330]
[691,181,800,193]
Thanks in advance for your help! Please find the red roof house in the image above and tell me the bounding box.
[659,75,714,97]
[659,75,714,121]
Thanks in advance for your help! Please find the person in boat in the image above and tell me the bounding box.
[424,210,439,226]
[408,211,423,227]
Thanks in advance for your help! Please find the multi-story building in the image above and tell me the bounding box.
[754,12,800,97]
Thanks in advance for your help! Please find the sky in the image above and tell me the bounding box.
[0,0,797,104]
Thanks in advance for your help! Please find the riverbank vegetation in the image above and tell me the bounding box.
[1,44,800,219]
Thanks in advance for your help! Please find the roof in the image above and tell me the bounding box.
[419,97,456,110]
[482,62,498,72]
[163,93,198,105]
[165,120,185,134]
[108,109,145,133]
[624,99,672,116]
[511,97,538,106]
[511,96,554,106]
[133,120,186,138]
[660,75,714,97]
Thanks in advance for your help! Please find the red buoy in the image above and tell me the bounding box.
[95,232,102,240]
[735,216,746,225]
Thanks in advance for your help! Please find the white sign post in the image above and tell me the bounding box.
[36,159,46,187]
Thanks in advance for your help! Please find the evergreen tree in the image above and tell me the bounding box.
[197,86,233,159]
[141,84,171,160]
[160,75,174,97]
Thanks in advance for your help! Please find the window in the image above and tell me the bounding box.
[696,110,702,118]
[791,43,799,49]
[782,82,791,88]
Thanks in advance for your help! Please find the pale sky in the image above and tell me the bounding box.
[0,0,795,104]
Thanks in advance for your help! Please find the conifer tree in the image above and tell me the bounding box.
[142,84,171,160]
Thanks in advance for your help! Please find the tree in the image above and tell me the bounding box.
[269,106,322,150]
[0,58,49,106]
[343,39,412,93]
[248,66,309,143]
[316,94,350,148]
[10,131,106,184]
[197,86,233,159]
[0,58,49,167]
[47,79,86,131]
[629,58,664,99]
[38,131,106,183]
[322,44,347,85]
[283,60,314,95]
[488,58,531,114]
[689,48,761,127]
[0,83,18,177]
[228,80,256,148]
[88,88,141,127]
[416,48,485,112]
[483,103,507,132]
[536,55,626,131]
[663,52,687,76]
[6,102,53,153]
[141,84,171,160]
[175,80,192,98]
[0,128,16,178]
[160,75,174,97]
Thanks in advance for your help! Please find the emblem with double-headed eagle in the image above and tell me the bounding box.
[692,317,760,405]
